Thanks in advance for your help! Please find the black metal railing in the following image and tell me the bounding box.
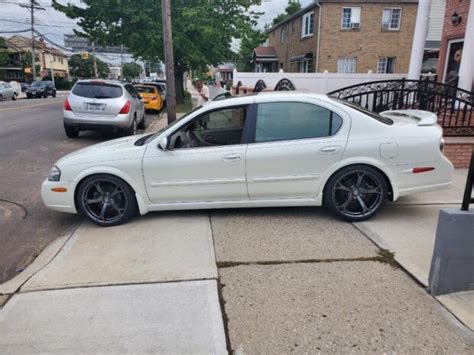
[462,149,474,211]
[329,78,474,136]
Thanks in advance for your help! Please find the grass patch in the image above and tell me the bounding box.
[176,91,193,113]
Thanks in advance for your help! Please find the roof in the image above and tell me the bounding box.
[6,35,67,57]
[253,46,277,58]
[265,1,319,33]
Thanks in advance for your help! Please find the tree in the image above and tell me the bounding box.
[52,0,261,103]
[122,62,142,80]
[0,37,9,67]
[68,53,109,79]
[272,1,301,25]
[237,28,267,72]
[21,52,40,79]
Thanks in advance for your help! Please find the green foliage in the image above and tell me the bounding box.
[122,62,142,80]
[176,91,192,113]
[21,52,41,76]
[0,37,9,67]
[272,0,301,25]
[237,28,267,72]
[42,75,74,90]
[52,0,262,101]
[68,53,109,79]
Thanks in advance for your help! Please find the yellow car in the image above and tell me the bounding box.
[135,85,164,112]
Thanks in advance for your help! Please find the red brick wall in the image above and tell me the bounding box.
[444,143,473,168]
[437,0,471,81]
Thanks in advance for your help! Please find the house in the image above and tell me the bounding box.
[256,0,420,74]
[436,0,473,91]
[6,35,69,80]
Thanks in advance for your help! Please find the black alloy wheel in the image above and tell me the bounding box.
[324,165,387,221]
[78,174,137,226]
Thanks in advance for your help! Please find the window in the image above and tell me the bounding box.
[377,57,396,73]
[382,8,401,30]
[337,57,357,73]
[280,24,287,44]
[301,12,314,38]
[72,82,123,99]
[255,102,343,143]
[299,59,312,73]
[170,106,247,149]
[341,7,361,29]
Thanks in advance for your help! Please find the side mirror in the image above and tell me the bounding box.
[158,136,168,150]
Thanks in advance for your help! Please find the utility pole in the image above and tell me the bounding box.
[162,0,176,123]
[91,41,98,78]
[49,51,55,87]
[20,0,45,82]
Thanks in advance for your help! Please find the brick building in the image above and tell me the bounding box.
[255,0,419,73]
[436,0,472,88]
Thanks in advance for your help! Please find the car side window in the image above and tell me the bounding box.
[169,106,248,149]
[125,84,139,99]
[254,102,343,143]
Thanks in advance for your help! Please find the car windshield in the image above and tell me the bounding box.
[331,97,394,125]
[72,82,123,99]
[136,86,155,94]
[32,82,47,87]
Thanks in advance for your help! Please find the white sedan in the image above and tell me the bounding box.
[42,92,453,226]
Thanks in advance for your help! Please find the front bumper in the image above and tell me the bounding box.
[26,91,45,97]
[41,179,77,214]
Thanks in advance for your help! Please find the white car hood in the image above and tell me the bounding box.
[57,134,148,166]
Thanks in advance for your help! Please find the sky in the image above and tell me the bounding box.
[0,0,313,64]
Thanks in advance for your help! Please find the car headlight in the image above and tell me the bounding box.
[48,165,61,181]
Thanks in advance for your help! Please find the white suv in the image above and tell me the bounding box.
[63,80,145,138]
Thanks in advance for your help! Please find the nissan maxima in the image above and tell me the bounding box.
[42,92,453,226]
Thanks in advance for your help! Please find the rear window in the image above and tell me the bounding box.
[72,82,123,99]
[332,97,393,125]
[136,86,155,94]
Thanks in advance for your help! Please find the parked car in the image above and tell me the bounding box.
[8,81,21,97]
[21,82,30,92]
[42,92,453,226]
[26,81,56,98]
[134,84,164,112]
[142,82,166,102]
[0,81,16,101]
[63,79,146,138]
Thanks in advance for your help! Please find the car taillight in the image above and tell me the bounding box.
[64,98,72,111]
[151,96,157,100]
[119,100,131,114]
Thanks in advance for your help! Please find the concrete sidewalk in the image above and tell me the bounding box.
[356,169,474,331]
[0,213,227,354]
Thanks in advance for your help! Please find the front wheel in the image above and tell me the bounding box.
[324,165,388,222]
[52,91,56,98]
[77,174,138,226]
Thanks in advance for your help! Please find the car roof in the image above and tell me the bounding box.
[76,79,125,86]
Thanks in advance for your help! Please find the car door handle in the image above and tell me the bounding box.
[222,154,242,162]
[320,146,340,154]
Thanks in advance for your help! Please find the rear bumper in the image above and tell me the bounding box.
[64,110,132,130]
[41,179,77,214]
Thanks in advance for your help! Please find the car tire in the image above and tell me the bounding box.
[52,91,56,98]
[125,117,138,136]
[26,94,31,99]
[64,124,79,138]
[43,92,48,98]
[77,174,138,227]
[12,93,17,101]
[0,94,3,101]
[137,111,146,129]
[324,165,388,222]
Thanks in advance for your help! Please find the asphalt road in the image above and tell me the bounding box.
[0,96,150,284]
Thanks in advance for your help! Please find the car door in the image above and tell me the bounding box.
[246,98,350,200]
[142,105,251,204]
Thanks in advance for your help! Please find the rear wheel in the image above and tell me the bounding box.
[125,117,137,136]
[324,165,387,221]
[12,93,17,100]
[52,91,56,98]
[137,111,146,129]
[77,174,137,226]
[64,124,79,138]
[43,92,48,98]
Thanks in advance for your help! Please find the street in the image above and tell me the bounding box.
[0,97,150,284]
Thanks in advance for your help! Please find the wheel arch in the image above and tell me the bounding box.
[321,160,397,202]
[72,167,149,215]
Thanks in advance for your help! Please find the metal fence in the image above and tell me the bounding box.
[328,78,474,136]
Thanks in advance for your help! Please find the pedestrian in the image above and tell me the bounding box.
[195,80,210,106]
